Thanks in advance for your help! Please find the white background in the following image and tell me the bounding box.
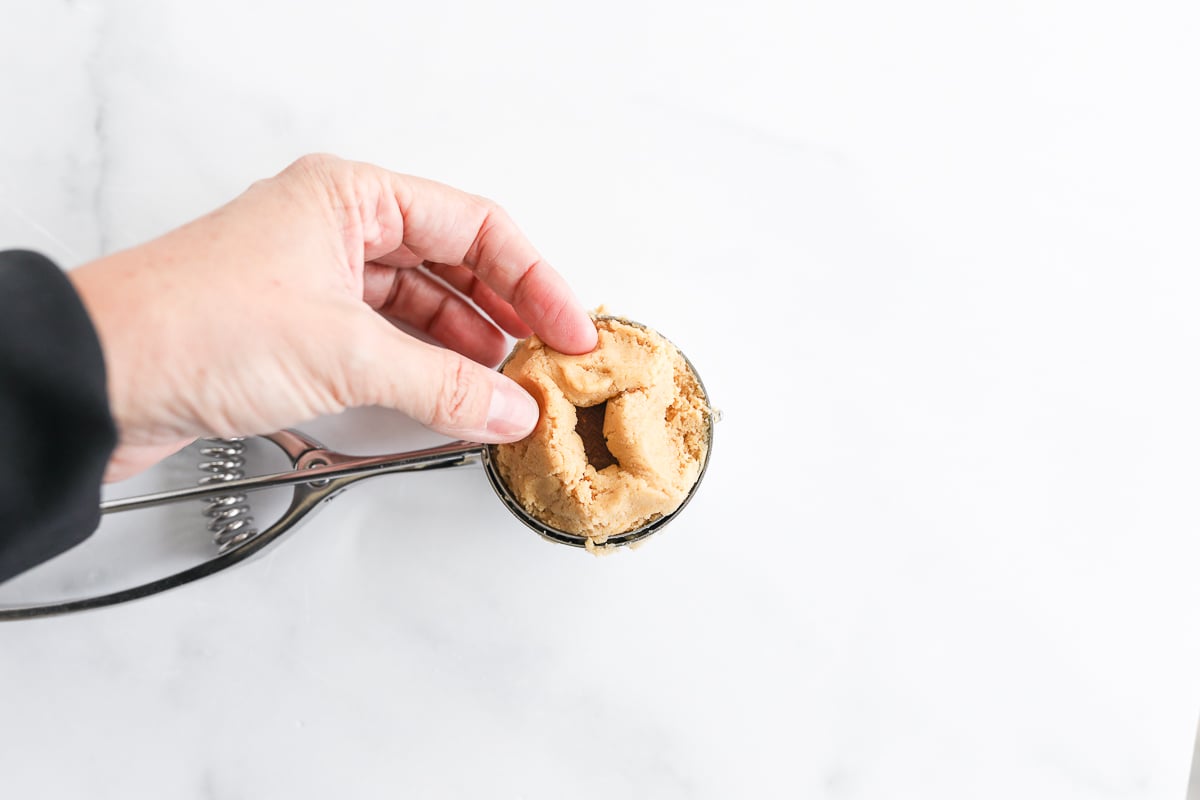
[2,1,1200,797]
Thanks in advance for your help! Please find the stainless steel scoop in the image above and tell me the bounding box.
[0,326,714,620]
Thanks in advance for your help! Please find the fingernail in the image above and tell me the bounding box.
[486,380,539,438]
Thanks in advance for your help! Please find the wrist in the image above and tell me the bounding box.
[70,250,184,446]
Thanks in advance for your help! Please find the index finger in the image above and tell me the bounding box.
[358,164,597,355]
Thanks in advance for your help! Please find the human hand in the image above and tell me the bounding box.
[70,154,598,482]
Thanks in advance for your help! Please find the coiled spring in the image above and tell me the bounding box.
[198,438,259,553]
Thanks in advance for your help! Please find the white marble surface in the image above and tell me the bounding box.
[2,1,1200,797]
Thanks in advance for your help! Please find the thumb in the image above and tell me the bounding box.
[361,322,539,443]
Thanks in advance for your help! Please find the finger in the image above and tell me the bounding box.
[424,261,533,339]
[370,243,424,269]
[406,191,596,354]
[362,263,507,366]
[348,163,596,354]
[371,255,534,340]
[104,439,192,483]
[355,315,539,443]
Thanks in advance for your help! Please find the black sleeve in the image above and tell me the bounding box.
[0,250,116,582]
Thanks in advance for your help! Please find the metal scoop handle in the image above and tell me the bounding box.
[0,430,483,621]
[103,436,484,514]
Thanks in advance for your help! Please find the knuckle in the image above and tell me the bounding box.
[471,195,514,234]
[430,354,479,430]
[467,198,517,278]
[470,193,500,214]
[290,152,342,175]
[281,153,361,245]
[283,153,352,198]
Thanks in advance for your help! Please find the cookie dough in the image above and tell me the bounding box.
[494,317,710,544]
